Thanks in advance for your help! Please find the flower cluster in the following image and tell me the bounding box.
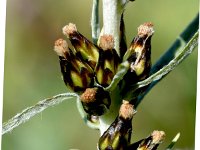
[54,16,166,149]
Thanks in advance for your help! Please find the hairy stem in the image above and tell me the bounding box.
[99,87,123,135]
[102,0,128,56]
[91,0,100,44]
[96,0,130,135]
[2,93,78,135]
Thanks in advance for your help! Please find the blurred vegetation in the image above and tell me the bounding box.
[2,0,198,149]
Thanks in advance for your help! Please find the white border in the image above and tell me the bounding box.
[0,1,199,150]
[0,0,6,146]
[195,16,200,150]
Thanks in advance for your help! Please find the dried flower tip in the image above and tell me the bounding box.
[151,130,166,144]
[99,35,115,50]
[138,22,154,37]
[54,38,69,57]
[119,100,136,120]
[80,87,111,116]
[80,88,97,103]
[62,23,77,37]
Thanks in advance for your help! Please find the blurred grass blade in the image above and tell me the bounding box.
[136,14,199,106]
[2,93,79,135]
[166,133,180,150]
[134,30,198,107]
[151,14,199,75]
[137,31,198,89]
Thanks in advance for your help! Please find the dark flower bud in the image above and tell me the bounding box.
[95,35,121,87]
[98,100,136,150]
[63,23,99,69]
[119,23,154,100]
[80,87,111,116]
[123,22,154,82]
[128,130,165,150]
[54,39,94,92]
[54,38,70,59]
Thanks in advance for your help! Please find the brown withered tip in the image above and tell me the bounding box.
[151,130,166,144]
[119,100,136,120]
[62,23,77,37]
[99,35,115,50]
[54,38,69,58]
[138,22,154,37]
[80,88,98,103]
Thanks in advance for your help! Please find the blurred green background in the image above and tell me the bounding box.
[2,0,198,149]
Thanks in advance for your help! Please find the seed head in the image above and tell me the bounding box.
[99,35,115,50]
[138,22,154,37]
[54,38,69,58]
[151,130,166,144]
[119,100,136,120]
[80,87,111,116]
[80,88,97,103]
[62,23,77,37]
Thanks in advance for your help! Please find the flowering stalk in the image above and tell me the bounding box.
[102,0,130,56]
[2,1,198,150]
[91,0,100,44]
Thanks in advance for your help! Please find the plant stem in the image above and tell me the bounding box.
[99,87,123,135]
[102,0,128,56]
[2,93,78,135]
[91,0,100,44]
[76,98,100,129]
[97,0,130,134]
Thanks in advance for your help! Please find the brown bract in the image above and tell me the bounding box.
[99,35,115,50]
[138,22,154,37]
[80,88,98,103]
[119,100,136,120]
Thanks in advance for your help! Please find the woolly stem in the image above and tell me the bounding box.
[91,0,100,44]
[102,0,129,56]
[2,93,79,135]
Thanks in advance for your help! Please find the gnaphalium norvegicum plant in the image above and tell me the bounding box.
[54,15,167,148]
[54,4,176,150]
[52,0,199,148]
[2,0,198,149]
